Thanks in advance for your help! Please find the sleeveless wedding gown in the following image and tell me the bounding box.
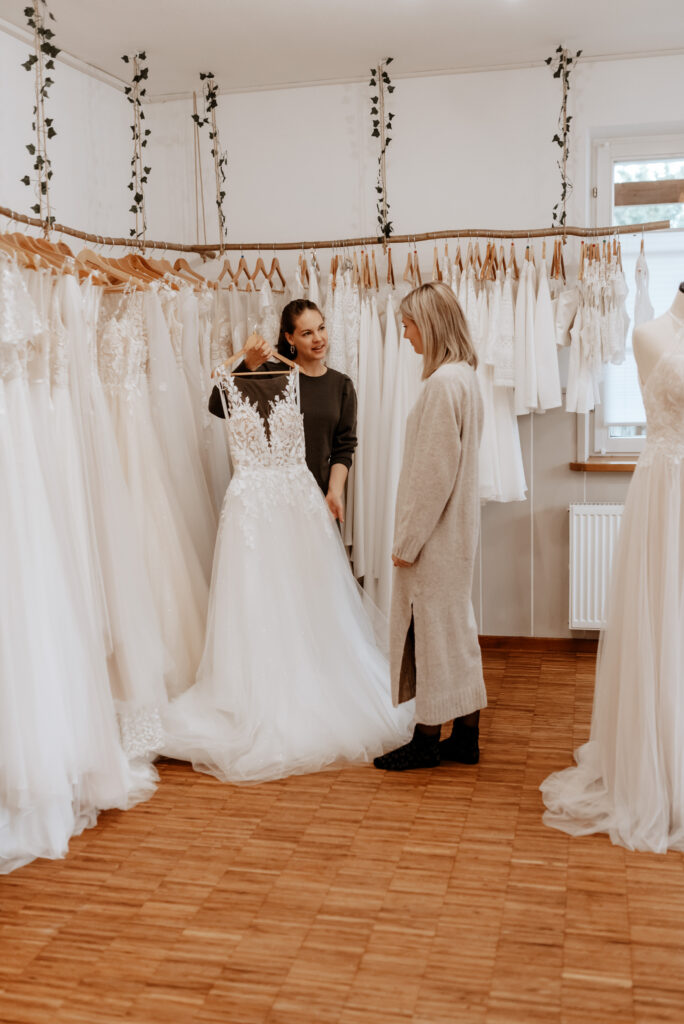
[541,331,684,852]
[163,369,413,783]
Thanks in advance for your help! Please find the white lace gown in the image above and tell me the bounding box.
[163,370,413,783]
[0,260,156,874]
[541,341,684,852]
[99,293,208,700]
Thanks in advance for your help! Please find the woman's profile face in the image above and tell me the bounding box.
[287,309,328,362]
[402,317,423,354]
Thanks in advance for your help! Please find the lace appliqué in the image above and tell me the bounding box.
[118,704,164,758]
[639,347,684,466]
[218,370,332,549]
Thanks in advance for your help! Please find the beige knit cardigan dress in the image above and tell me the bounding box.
[390,361,487,725]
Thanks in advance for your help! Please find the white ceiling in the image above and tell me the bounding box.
[1,0,683,97]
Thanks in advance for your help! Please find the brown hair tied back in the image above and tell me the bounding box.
[277,299,322,358]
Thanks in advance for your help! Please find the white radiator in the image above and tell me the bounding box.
[569,503,624,630]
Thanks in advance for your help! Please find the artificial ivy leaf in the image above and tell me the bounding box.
[144,129,151,135]
[128,181,134,190]
[122,54,130,62]
[387,85,395,93]
[26,143,36,154]
[23,5,33,15]
[40,181,47,194]
[386,56,394,64]
[371,128,380,138]
[144,166,151,174]
[129,205,139,214]
[31,204,41,214]
[139,51,146,60]
[47,126,56,138]
[20,174,30,185]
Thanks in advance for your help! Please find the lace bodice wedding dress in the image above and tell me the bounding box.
[542,332,684,852]
[163,368,413,783]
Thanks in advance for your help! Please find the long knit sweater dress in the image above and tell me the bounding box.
[390,361,487,725]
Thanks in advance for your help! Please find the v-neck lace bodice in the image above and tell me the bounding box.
[220,370,306,473]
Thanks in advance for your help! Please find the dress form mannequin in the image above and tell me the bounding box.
[633,284,684,384]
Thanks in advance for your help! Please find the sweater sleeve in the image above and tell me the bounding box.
[208,383,227,419]
[330,377,358,469]
[392,376,464,564]
[207,359,257,418]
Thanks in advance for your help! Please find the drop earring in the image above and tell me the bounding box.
[290,344,296,356]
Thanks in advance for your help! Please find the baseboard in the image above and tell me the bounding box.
[479,635,599,653]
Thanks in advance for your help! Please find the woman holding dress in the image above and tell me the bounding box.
[209,299,356,523]
[163,300,413,782]
[374,281,488,771]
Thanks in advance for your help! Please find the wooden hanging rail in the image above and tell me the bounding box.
[0,203,671,254]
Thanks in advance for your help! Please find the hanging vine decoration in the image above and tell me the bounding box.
[122,50,151,244]
[545,45,582,227]
[192,72,228,249]
[369,57,395,240]
[20,2,60,231]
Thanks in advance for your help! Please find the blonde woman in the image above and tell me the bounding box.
[374,281,487,771]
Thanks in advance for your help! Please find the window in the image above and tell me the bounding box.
[592,136,684,455]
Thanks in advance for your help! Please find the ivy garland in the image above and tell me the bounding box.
[20,1,60,229]
[122,51,151,242]
[369,57,395,239]
[192,72,229,246]
[545,45,582,227]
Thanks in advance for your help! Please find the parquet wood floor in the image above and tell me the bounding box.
[2,650,684,1024]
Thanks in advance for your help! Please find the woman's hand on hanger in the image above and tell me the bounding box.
[392,554,414,568]
[243,333,273,371]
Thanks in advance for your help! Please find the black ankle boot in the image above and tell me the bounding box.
[374,727,441,771]
[439,717,480,765]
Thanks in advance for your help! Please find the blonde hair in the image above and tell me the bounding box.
[400,281,477,379]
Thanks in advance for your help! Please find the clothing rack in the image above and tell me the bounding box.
[0,203,671,254]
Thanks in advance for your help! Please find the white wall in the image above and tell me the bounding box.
[0,29,131,235]
[144,54,684,247]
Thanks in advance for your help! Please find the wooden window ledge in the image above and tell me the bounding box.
[569,457,638,473]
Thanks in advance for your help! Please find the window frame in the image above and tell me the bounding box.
[590,132,684,456]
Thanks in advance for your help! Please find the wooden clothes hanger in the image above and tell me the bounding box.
[403,248,415,286]
[217,256,236,284]
[298,251,310,287]
[214,333,298,377]
[413,243,422,285]
[250,252,270,290]
[268,255,286,292]
[509,242,519,280]
[371,250,379,290]
[386,246,395,288]
[232,254,253,291]
[432,244,442,282]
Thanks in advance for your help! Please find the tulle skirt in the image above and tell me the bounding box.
[541,450,684,852]
[0,376,156,874]
[107,390,208,699]
[163,466,414,783]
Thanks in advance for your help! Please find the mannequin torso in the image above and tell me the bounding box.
[633,285,684,386]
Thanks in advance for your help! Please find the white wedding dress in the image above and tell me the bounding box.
[163,369,413,783]
[541,334,684,852]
